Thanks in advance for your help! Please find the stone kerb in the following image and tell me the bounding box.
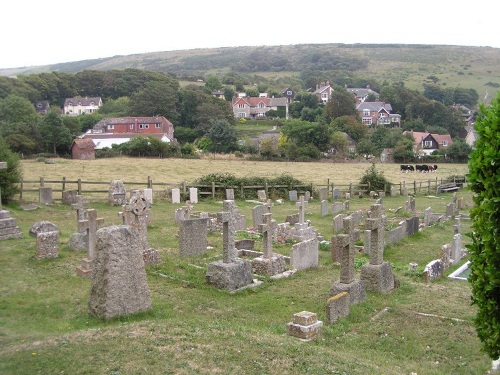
[88,225,152,319]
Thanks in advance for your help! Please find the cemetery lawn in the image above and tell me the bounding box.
[1,162,491,374]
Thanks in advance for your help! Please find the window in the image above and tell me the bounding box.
[238,104,245,108]
[362,118,372,125]
[379,113,385,117]
[363,109,370,116]
[424,140,433,147]
[129,124,134,129]
[238,112,246,118]
[108,125,114,130]
[287,90,292,96]
[155,123,161,129]
[139,124,149,129]
[442,140,448,146]
[258,103,265,108]
[321,93,328,99]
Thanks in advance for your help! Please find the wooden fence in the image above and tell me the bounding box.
[17,175,467,202]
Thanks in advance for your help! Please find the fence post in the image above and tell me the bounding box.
[240,185,244,199]
[62,176,66,191]
[148,176,152,189]
[40,177,44,187]
[182,181,186,194]
[77,179,82,195]
[414,180,416,195]
[265,182,268,198]
[428,179,430,194]
[349,183,353,196]
[19,178,23,201]
[212,182,216,199]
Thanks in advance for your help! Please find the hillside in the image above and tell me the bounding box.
[1,43,499,102]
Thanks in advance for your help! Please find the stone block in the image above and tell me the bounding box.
[205,259,254,291]
[361,262,395,293]
[330,279,366,305]
[252,255,286,276]
[326,292,350,324]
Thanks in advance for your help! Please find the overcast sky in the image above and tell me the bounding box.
[2,0,498,69]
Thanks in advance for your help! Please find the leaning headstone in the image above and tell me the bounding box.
[76,209,104,277]
[179,218,209,257]
[321,200,328,216]
[330,216,366,305]
[290,238,318,270]
[332,202,343,215]
[288,190,298,202]
[171,188,181,204]
[39,187,53,205]
[189,187,198,204]
[226,189,235,200]
[361,204,395,293]
[423,259,444,281]
[62,190,77,205]
[29,221,59,260]
[287,311,323,341]
[88,225,152,319]
[108,180,126,206]
[252,212,285,276]
[205,200,254,291]
[326,292,350,324]
[318,188,328,202]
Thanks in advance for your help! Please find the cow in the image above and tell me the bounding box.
[428,165,438,172]
[400,164,414,173]
[416,164,429,173]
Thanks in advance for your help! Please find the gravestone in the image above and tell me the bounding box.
[288,190,298,202]
[179,218,209,257]
[189,187,198,204]
[174,202,193,225]
[424,207,432,226]
[226,189,234,200]
[143,188,153,204]
[452,233,463,263]
[108,180,126,205]
[332,188,341,200]
[405,216,420,236]
[331,215,359,263]
[423,259,444,281]
[252,204,266,230]
[321,200,328,216]
[88,225,152,319]
[171,188,181,204]
[290,238,318,270]
[291,196,316,241]
[29,221,59,260]
[62,190,77,205]
[457,197,466,210]
[287,311,323,341]
[304,191,311,202]
[446,203,455,218]
[205,200,254,291]
[318,188,328,202]
[76,209,104,277]
[285,213,300,226]
[401,187,408,196]
[39,187,53,205]
[361,204,395,293]
[68,195,91,250]
[345,192,351,200]
[326,292,350,324]
[405,196,415,212]
[330,216,366,304]
[343,200,350,211]
[252,212,286,276]
[257,190,266,201]
[332,202,343,215]
[333,214,345,233]
[0,161,22,240]
[390,186,398,197]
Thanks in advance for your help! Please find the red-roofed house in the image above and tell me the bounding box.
[404,131,453,156]
[231,96,287,119]
[63,96,102,116]
[357,102,401,126]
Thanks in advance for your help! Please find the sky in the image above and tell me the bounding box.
[1,0,499,69]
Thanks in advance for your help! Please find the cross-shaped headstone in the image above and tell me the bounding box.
[0,161,7,210]
[264,199,273,213]
[77,209,104,260]
[71,195,90,228]
[219,200,237,263]
[365,204,384,265]
[339,216,355,284]
[126,192,151,250]
[295,195,307,224]
[259,212,277,259]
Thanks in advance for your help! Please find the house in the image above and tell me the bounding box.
[307,81,332,104]
[356,102,401,126]
[80,116,174,149]
[70,138,95,160]
[462,125,478,147]
[346,86,380,105]
[281,87,295,104]
[212,90,225,99]
[34,100,50,115]
[453,104,475,127]
[405,130,453,156]
[231,97,287,119]
[63,96,102,116]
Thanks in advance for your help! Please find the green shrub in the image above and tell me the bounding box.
[0,136,22,204]
[358,163,391,193]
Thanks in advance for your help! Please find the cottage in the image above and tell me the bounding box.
[71,138,96,160]
[356,102,401,126]
[405,131,453,156]
[35,100,50,116]
[346,86,379,105]
[308,81,333,104]
[63,97,102,116]
[231,97,287,119]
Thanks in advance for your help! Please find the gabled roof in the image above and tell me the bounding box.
[232,97,271,107]
[405,131,453,147]
[64,96,102,106]
[432,134,453,146]
[71,138,95,151]
[357,102,392,112]
[346,88,379,99]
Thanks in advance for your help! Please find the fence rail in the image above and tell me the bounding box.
[17,175,467,202]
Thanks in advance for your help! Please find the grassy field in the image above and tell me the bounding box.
[1,159,492,374]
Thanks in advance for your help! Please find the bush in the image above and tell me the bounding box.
[358,163,391,193]
[0,136,22,204]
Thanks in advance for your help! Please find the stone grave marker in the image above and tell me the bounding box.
[189,187,198,204]
[333,213,345,233]
[332,201,343,215]
[205,200,254,291]
[452,233,463,263]
[88,225,152,319]
[226,188,235,200]
[252,204,266,230]
[321,200,328,216]
[288,190,298,202]
[424,207,432,226]
[76,209,104,277]
[390,186,398,197]
[290,238,318,271]
[446,202,455,218]
[405,196,415,212]
[257,190,266,201]
[361,204,395,293]
[108,180,126,205]
[39,187,53,205]
[143,188,153,204]
[252,212,285,276]
[332,188,341,200]
[179,217,209,257]
[174,201,193,225]
[318,188,328,202]
[343,200,350,211]
[62,190,78,205]
[0,161,23,240]
[304,191,311,202]
[287,311,323,341]
[29,221,59,260]
[171,188,181,204]
[405,216,420,236]
[68,195,90,250]
[345,192,351,200]
[326,292,350,324]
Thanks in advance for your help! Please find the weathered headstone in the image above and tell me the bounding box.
[143,188,153,205]
[452,233,463,263]
[343,200,350,211]
[333,213,345,233]
[405,196,415,212]
[174,202,193,225]
[423,259,444,281]
[226,188,234,200]
[178,218,209,257]
[252,212,285,276]
[332,201,343,215]
[30,221,59,260]
[424,207,432,226]
[108,180,126,205]
[405,216,420,236]
[171,188,181,204]
[205,200,254,291]
[290,238,318,270]
[88,225,152,319]
[390,186,398,197]
[257,190,266,201]
[361,204,395,293]
[288,190,298,202]
[321,200,328,216]
[39,187,53,205]
[326,292,350,324]
[287,311,323,341]
[330,216,366,304]
[304,191,311,202]
[189,187,198,204]
[62,190,78,205]
[401,187,409,196]
[0,161,22,239]
[332,188,341,200]
[76,209,104,277]
[318,188,328,202]
[252,204,266,230]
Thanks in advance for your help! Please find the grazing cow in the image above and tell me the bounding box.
[428,165,438,172]
[400,164,414,173]
[416,164,429,173]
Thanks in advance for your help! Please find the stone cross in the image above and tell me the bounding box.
[339,216,355,284]
[0,161,6,209]
[264,199,273,213]
[77,209,104,260]
[259,212,277,259]
[295,195,307,224]
[127,192,151,250]
[71,195,90,228]
[220,200,237,263]
[365,204,384,265]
